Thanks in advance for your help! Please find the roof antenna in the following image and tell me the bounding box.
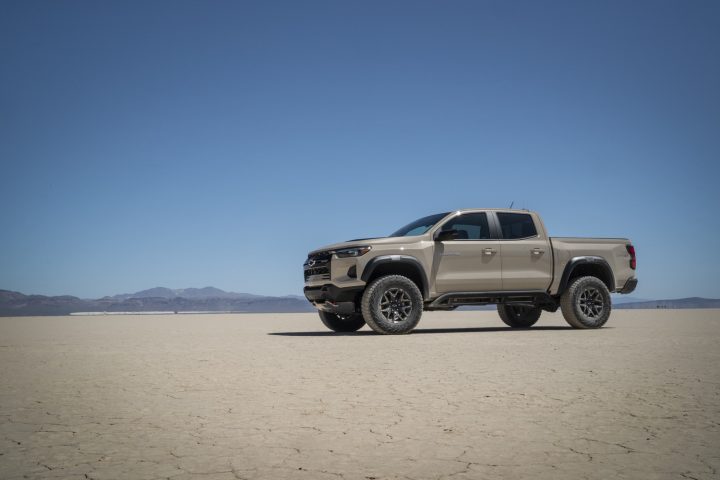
[509,201,514,209]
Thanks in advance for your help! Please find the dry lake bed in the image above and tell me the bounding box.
[1,310,719,480]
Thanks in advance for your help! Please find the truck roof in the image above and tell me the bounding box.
[454,208,535,214]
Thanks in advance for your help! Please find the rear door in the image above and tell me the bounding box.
[433,211,502,293]
[494,212,553,291]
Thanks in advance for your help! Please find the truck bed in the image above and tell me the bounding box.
[548,237,633,294]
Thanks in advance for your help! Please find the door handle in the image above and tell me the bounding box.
[532,248,545,255]
[484,248,496,255]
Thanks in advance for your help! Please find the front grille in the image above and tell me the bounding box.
[304,251,331,282]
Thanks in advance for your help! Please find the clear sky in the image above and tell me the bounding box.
[1,0,719,299]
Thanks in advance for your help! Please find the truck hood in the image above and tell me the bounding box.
[308,236,419,256]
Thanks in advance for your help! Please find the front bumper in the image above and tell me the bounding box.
[618,277,638,294]
[304,284,364,315]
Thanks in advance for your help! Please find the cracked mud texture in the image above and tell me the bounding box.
[1,310,718,480]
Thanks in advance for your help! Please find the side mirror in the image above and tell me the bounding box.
[435,229,459,241]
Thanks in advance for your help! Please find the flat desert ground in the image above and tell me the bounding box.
[1,310,719,480]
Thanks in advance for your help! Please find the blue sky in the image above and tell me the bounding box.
[1,0,718,299]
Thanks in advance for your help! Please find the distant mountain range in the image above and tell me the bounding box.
[107,286,269,301]
[0,288,718,317]
[612,297,720,309]
[0,287,314,316]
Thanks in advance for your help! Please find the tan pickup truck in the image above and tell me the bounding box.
[303,209,637,334]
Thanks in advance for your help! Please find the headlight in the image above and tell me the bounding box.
[333,246,372,258]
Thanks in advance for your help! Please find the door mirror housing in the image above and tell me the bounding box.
[435,229,459,241]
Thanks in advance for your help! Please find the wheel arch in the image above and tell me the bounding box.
[558,256,615,294]
[361,255,429,299]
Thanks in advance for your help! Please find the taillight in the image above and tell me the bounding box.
[626,244,636,270]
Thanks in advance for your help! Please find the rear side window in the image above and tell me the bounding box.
[441,213,491,240]
[497,213,537,239]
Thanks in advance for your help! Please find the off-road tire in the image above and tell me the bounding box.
[497,304,541,328]
[318,311,366,332]
[361,275,423,334]
[560,276,611,329]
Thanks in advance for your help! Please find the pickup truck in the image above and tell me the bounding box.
[303,209,637,334]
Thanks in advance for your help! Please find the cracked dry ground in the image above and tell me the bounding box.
[1,310,719,480]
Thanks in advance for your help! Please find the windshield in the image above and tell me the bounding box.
[390,212,450,237]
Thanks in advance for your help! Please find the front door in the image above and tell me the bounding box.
[433,212,502,294]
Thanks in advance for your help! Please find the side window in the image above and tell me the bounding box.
[441,213,491,240]
[497,213,537,239]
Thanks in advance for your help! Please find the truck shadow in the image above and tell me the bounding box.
[269,326,580,336]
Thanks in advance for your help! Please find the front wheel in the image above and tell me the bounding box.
[497,304,541,328]
[361,275,423,334]
[318,311,366,332]
[560,276,611,329]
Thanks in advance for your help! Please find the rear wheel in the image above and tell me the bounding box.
[361,275,423,334]
[497,304,541,328]
[560,276,611,329]
[318,311,366,332]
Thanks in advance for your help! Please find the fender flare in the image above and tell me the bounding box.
[361,255,429,299]
[557,256,615,294]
